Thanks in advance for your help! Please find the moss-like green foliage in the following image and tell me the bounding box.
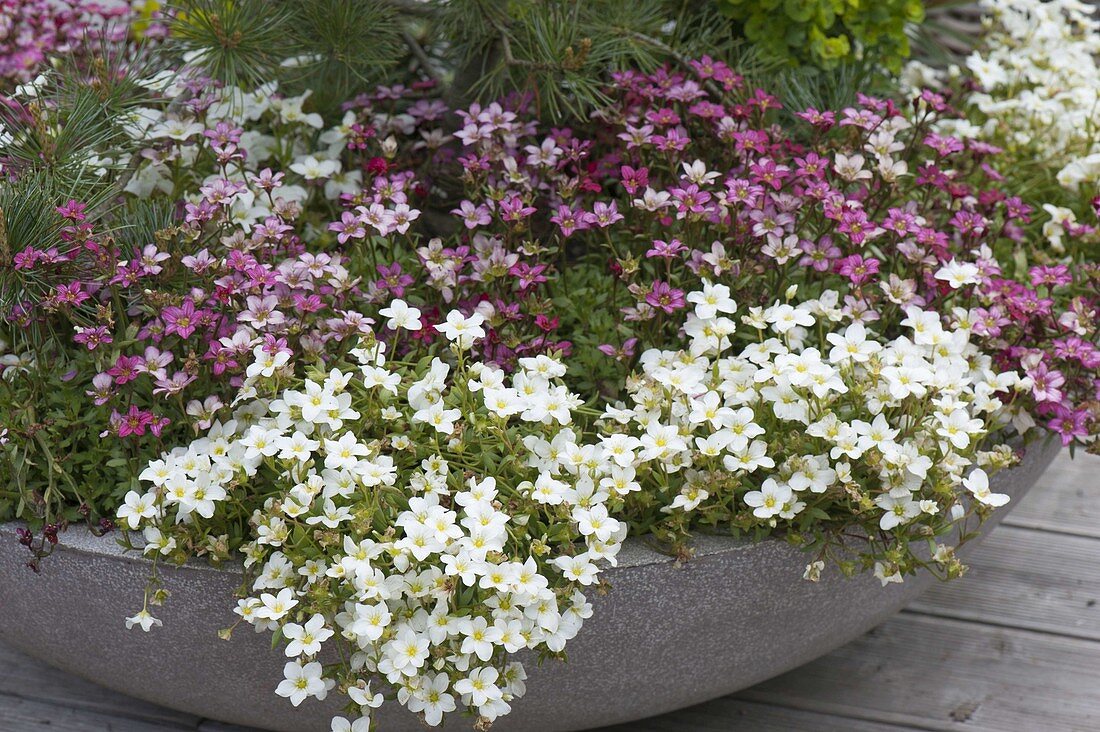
[716,0,924,72]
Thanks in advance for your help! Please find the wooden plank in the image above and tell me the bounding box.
[0,644,201,728]
[1004,452,1100,538]
[738,613,1100,732]
[198,722,256,732]
[0,692,195,731]
[909,525,1100,641]
[605,698,922,731]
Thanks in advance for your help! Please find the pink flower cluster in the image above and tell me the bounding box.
[0,1,157,86]
[414,59,1098,442]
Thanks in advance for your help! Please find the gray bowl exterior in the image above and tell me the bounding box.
[0,440,1061,732]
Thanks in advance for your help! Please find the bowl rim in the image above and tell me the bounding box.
[0,436,1061,575]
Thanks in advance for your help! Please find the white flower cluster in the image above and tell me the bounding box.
[599,282,1023,584]
[964,0,1100,193]
[119,303,626,729]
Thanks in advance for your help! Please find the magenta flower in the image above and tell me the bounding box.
[836,255,880,286]
[107,355,141,385]
[162,301,200,339]
[923,133,965,157]
[620,165,648,195]
[53,281,90,307]
[1029,265,1073,288]
[376,262,415,297]
[112,405,155,438]
[73,325,112,350]
[56,200,87,221]
[645,281,686,314]
[499,195,537,223]
[510,262,549,291]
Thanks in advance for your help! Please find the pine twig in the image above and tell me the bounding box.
[401,28,443,83]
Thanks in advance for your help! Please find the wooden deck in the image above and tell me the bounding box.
[2,451,1097,732]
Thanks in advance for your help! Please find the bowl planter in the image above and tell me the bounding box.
[0,439,1061,732]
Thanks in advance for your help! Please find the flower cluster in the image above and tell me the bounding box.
[433,58,1099,443]
[0,21,1092,727]
[961,0,1100,193]
[603,285,1026,582]
[0,0,158,88]
[119,302,623,729]
[0,73,385,543]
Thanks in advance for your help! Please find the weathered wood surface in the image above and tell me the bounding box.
[2,451,1098,732]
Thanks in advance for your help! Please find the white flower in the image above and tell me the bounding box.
[407,673,457,726]
[434,310,486,348]
[454,667,503,708]
[290,155,341,180]
[935,410,985,450]
[765,302,815,333]
[283,614,334,657]
[963,468,1010,507]
[833,153,872,181]
[125,610,162,632]
[257,589,299,621]
[552,553,598,585]
[330,716,370,732]
[826,322,882,363]
[384,628,430,675]
[687,280,737,320]
[379,299,422,331]
[875,493,922,530]
[874,562,904,586]
[117,490,159,529]
[275,660,330,706]
[744,478,792,519]
[934,260,981,289]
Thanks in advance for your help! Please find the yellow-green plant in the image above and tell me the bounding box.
[717,0,925,71]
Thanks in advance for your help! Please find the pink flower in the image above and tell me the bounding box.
[1027,362,1066,404]
[550,205,591,237]
[239,296,284,329]
[646,239,687,259]
[1049,411,1089,446]
[328,211,366,243]
[597,338,638,362]
[620,166,648,195]
[591,201,624,228]
[452,200,492,230]
[86,373,115,406]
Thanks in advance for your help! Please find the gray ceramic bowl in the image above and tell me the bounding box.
[0,439,1061,732]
